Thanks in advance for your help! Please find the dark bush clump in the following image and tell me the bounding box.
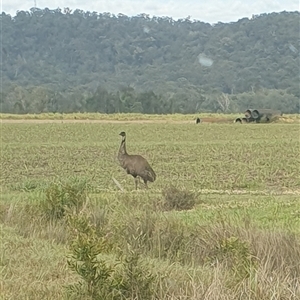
[162,185,196,211]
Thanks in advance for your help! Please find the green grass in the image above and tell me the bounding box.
[0,117,300,299]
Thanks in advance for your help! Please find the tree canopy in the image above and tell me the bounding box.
[1,8,299,114]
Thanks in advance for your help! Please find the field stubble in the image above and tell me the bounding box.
[1,122,299,193]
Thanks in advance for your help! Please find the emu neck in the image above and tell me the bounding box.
[118,137,127,158]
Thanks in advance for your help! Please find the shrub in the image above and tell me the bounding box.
[40,178,88,219]
[162,185,196,211]
[115,247,156,300]
[211,236,257,284]
[66,211,157,300]
[66,211,115,299]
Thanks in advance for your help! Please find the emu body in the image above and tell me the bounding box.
[118,131,156,190]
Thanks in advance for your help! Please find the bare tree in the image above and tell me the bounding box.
[217,93,231,113]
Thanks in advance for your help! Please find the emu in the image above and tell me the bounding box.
[117,131,156,190]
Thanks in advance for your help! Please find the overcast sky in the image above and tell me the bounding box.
[1,0,299,24]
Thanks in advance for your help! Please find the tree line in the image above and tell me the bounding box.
[1,8,299,114]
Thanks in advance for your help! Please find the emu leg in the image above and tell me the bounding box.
[144,180,149,189]
[134,177,139,190]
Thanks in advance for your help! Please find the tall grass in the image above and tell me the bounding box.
[1,183,299,299]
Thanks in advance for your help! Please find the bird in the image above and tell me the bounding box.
[196,117,201,124]
[117,131,156,190]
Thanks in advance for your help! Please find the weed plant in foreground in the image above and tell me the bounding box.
[0,120,299,299]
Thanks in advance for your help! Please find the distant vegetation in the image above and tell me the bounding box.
[1,8,299,114]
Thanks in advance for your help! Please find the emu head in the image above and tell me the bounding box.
[119,131,126,142]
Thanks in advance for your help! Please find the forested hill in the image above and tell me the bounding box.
[1,8,299,114]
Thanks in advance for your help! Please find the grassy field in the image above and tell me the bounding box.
[1,114,300,299]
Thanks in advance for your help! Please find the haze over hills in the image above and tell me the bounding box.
[1,8,299,114]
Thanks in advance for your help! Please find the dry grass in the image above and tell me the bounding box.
[1,192,299,299]
[0,112,299,123]
[0,225,77,299]
[0,112,238,121]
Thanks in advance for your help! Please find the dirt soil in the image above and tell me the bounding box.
[0,118,233,124]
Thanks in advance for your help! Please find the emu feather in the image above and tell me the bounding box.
[117,131,156,190]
